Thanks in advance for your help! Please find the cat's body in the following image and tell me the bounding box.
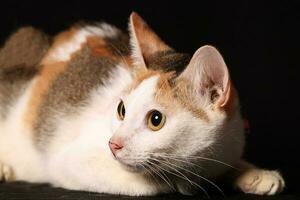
[0,13,284,196]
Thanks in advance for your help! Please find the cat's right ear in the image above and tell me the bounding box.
[128,12,172,70]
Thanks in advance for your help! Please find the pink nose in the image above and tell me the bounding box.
[109,139,123,156]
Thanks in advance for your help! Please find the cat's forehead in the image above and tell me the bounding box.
[121,67,209,121]
[128,74,159,101]
[124,70,209,121]
[123,70,172,107]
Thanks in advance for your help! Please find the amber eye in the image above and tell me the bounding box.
[147,110,166,131]
[117,100,125,120]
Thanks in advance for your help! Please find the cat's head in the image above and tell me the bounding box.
[109,12,244,176]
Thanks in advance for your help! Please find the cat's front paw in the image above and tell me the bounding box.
[235,169,285,195]
[0,161,14,182]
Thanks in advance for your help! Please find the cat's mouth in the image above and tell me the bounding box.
[114,151,161,174]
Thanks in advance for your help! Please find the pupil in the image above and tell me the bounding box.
[117,101,125,118]
[121,106,125,116]
[151,111,161,126]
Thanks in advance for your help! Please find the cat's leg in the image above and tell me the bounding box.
[233,160,285,195]
[0,161,14,182]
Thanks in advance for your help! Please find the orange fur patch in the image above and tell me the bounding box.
[87,36,133,68]
[127,69,210,121]
[154,72,176,108]
[24,61,67,130]
[87,36,112,58]
[125,70,160,93]
[155,76,210,121]
[24,27,82,131]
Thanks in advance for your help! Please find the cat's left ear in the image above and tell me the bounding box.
[129,12,172,69]
[177,45,232,108]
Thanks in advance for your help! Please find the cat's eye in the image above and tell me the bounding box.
[117,100,125,120]
[147,110,166,131]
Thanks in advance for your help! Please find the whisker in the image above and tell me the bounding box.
[147,161,176,191]
[156,153,239,171]
[137,163,161,187]
[144,162,174,191]
[158,159,224,196]
[156,155,205,171]
[148,158,209,198]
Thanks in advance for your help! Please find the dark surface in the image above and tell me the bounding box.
[0,177,298,200]
[1,0,300,199]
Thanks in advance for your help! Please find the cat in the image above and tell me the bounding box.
[0,12,284,196]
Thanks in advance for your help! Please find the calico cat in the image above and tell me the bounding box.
[0,12,284,196]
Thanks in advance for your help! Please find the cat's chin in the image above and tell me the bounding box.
[115,157,146,173]
[119,161,145,173]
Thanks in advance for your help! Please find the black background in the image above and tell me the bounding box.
[1,0,300,196]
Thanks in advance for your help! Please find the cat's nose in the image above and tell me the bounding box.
[109,138,123,157]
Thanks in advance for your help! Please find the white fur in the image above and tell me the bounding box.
[235,166,285,195]
[111,75,245,181]
[0,64,162,195]
[0,66,245,195]
[0,23,121,183]
[85,23,120,38]
[43,24,119,64]
[42,66,164,195]
[0,79,47,183]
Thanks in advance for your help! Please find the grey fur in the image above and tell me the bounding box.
[34,46,118,148]
[104,33,130,56]
[147,50,190,74]
[0,27,50,119]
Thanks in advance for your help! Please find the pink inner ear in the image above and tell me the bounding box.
[203,48,228,87]
[177,45,233,107]
[196,46,231,107]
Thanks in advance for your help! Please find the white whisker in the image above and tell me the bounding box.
[158,159,224,196]
[157,153,239,171]
[144,162,174,191]
[148,158,209,197]
[137,163,161,187]
[153,154,205,171]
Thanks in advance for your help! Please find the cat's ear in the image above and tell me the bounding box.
[177,45,231,108]
[129,12,172,69]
